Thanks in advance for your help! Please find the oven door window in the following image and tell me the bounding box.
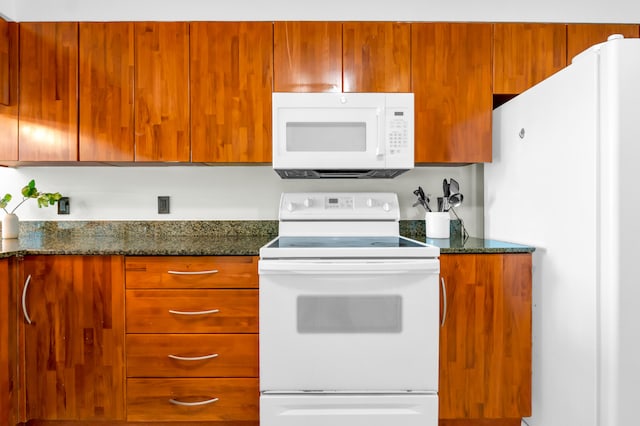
[297,295,402,333]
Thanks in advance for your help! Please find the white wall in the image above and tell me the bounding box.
[0,165,484,236]
[8,0,640,23]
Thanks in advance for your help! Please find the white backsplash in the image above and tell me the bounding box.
[0,165,484,237]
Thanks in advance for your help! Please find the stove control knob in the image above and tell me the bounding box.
[304,198,313,207]
[286,202,295,212]
[366,198,374,207]
[382,202,391,212]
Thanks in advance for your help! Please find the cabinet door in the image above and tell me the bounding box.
[439,253,532,422]
[567,23,639,62]
[0,19,17,161]
[0,258,19,426]
[274,21,342,92]
[22,255,125,421]
[79,22,134,161]
[191,22,272,162]
[134,22,190,162]
[494,23,567,94]
[19,22,78,161]
[412,23,492,163]
[343,22,411,92]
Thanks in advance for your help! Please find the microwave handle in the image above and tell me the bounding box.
[376,109,384,159]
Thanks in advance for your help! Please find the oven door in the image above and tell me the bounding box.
[258,258,439,392]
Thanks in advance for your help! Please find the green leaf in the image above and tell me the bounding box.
[0,194,11,209]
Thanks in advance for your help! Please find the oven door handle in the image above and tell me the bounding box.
[259,260,439,274]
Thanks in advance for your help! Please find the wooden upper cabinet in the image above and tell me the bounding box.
[0,18,10,106]
[19,22,78,161]
[191,22,273,163]
[79,22,135,162]
[134,22,189,162]
[567,24,639,62]
[343,22,411,92]
[0,19,17,161]
[493,23,567,94]
[412,23,492,163]
[439,253,532,421]
[274,21,342,92]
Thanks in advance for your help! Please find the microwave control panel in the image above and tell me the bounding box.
[386,108,410,157]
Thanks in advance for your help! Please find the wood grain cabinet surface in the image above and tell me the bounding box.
[124,255,260,423]
[0,258,19,426]
[19,22,79,161]
[567,23,640,61]
[439,253,532,426]
[493,23,567,95]
[79,22,135,162]
[191,22,273,163]
[274,21,342,92]
[21,255,125,421]
[0,18,17,161]
[412,23,493,163]
[134,22,190,162]
[343,21,411,92]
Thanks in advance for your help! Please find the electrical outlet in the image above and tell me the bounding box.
[158,196,170,214]
[57,197,70,215]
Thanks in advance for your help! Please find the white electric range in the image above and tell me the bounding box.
[259,192,440,426]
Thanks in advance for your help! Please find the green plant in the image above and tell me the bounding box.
[0,179,63,215]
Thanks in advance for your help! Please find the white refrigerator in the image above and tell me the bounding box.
[485,36,640,426]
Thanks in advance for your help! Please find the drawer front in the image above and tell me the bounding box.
[127,378,259,421]
[126,289,258,333]
[125,256,258,289]
[126,334,258,377]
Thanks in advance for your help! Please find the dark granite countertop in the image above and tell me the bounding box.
[0,220,534,258]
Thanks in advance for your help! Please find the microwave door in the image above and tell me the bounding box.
[274,107,384,169]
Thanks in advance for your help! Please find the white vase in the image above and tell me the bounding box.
[2,213,19,239]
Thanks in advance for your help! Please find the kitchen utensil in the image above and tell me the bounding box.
[448,192,463,208]
[443,179,450,198]
[449,178,460,195]
[437,197,444,212]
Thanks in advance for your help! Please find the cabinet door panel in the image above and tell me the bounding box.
[19,22,78,161]
[343,22,411,92]
[0,19,17,161]
[23,256,125,420]
[191,22,272,162]
[412,23,492,163]
[134,22,190,162]
[493,23,567,94]
[79,22,134,161]
[567,24,639,61]
[439,253,532,420]
[274,21,342,92]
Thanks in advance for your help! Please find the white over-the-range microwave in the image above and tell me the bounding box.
[272,92,414,179]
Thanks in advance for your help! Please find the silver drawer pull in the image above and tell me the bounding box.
[22,274,32,324]
[169,308,220,316]
[167,269,219,275]
[168,353,219,361]
[169,397,219,407]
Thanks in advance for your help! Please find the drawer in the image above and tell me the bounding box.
[125,256,258,289]
[126,289,258,333]
[126,334,258,377]
[126,377,259,421]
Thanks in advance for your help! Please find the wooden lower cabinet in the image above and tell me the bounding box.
[127,378,259,422]
[1,257,19,426]
[21,255,126,422]
[439,253,532,425]
[124,255,260,424]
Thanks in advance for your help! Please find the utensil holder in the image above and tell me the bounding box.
[425,212,450,239]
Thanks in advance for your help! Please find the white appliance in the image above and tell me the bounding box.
[485,35,640,426]
[259,192,440,426]
[271,93,414,178]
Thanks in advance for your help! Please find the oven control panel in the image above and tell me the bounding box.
[279,192,400,221]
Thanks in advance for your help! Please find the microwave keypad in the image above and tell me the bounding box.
[388,119,408,155]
